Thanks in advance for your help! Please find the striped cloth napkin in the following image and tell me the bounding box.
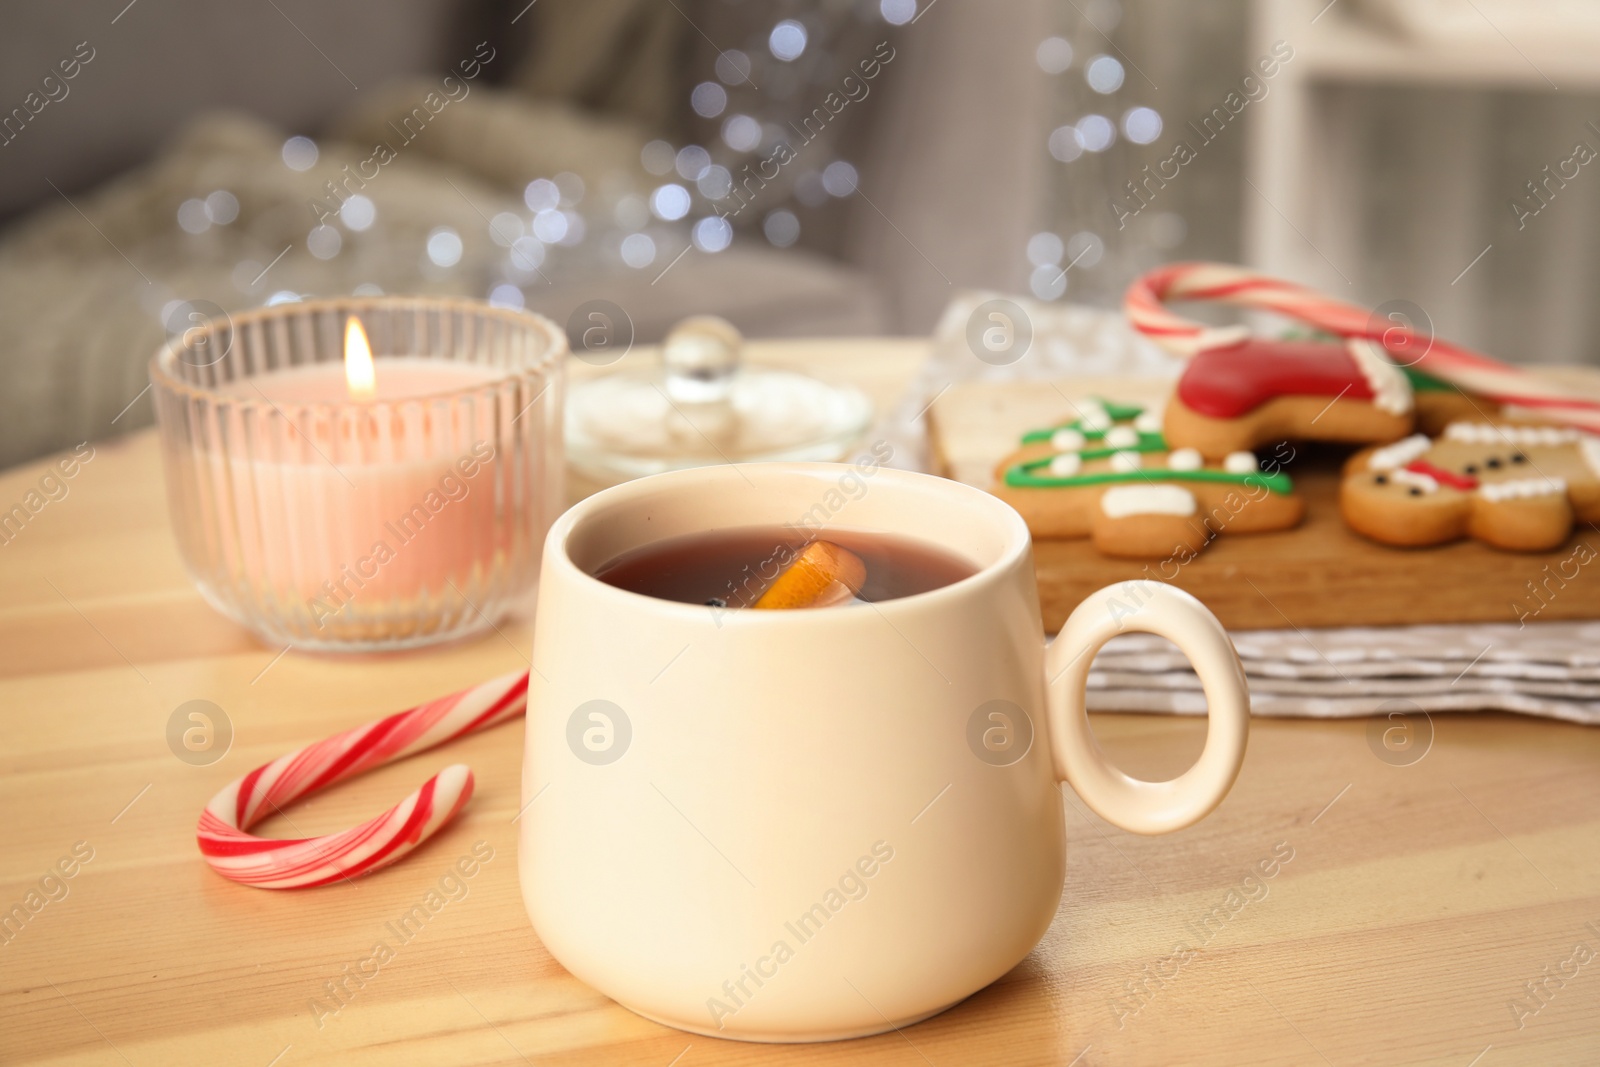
[1082,620,1600,724]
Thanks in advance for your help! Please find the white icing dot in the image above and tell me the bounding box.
[1100,484,1196,519]
[1134,410,1163,433]
[1167,447,1202,471]
[1347,337,1413,416]
[1480,476,1564,502]
[1223,450,1258,474]
[1105,426,1139,449]
[1048,453,1081,477]
[1079,406,1112,432]
[1109,450,1141,472]
[1050,428,1086,451]
[1392,468,1438,493]
[1445,421,1577,448]
[1368,434,1431,471]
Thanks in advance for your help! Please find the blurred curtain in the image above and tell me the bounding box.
[1039,0,1252,308]
[844,0,1055,331]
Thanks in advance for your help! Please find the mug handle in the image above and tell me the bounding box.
[1044,581,1250,835]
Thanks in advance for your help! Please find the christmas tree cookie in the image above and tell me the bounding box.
[991,398,1304,559]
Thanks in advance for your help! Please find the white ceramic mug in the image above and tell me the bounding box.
[520,462,1249,1042]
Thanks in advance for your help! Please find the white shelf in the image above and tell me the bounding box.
[1300,11,1600,91]
[1243,0,1600,364]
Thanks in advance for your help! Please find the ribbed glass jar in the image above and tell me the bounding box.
[150,297,566,651]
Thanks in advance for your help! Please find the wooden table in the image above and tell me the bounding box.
[3,340,1597,1066]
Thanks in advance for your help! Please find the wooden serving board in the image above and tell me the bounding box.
[928,373,1600,632]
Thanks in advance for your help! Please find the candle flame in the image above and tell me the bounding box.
[344,316,375,399]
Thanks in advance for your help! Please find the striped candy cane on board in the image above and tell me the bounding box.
[197,669,529,889]
[1124,262,1600,433]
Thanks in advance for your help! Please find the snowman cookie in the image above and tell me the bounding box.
[992,398,1304,559]
[1341,421,1600,551]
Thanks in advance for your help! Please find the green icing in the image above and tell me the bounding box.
[1017,434,1167,462]
[1021,398,1147,443]
[1009,395,1294,495]
[1400,365,1461,393]
[1004,465,1294,494]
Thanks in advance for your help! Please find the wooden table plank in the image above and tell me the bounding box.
[2,340,1597,1066]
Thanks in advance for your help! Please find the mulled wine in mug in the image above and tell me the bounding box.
[520,462,1249,1041]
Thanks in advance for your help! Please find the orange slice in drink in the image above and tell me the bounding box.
[753,541,868,610]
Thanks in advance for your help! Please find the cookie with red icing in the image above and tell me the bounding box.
[1165,337,1417,459]
[991,398,1304,559]
[1340,421,1600,551]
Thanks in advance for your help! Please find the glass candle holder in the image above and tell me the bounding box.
[150,296,566,651]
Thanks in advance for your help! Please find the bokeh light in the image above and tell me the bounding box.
[340,195,376,231]
[307,225,342,259]
[764,210,800,247]
[1036,37,1073,74]
[822,161,859,197]
[693,216,733,253]
[1027,232,1064,267]
[880,0,917,25]
[697,165,734,199]
[641,140,676,176]
[676,145,712,180]
[281,136,318,171]
[1076,115,1116,152]
[1048,125,1084,163]
[769,20,808,62]
[523,179,560,213]
[510,236,546,272]
[1066,231,1105,268]
[716,50,753,85]
[692,82,728,119]
[488,283,524,310]
[426,227,463,268]
[721,115,762,153]
[554,171,585,204]
[651,184,692,221]
[1086,55,1125,94]
[620,233,657,268]
[205,190,239,225]
[177,199,210,235]
[1030,264,1067,300]
[532,209,569,243]
[557,212,586,246]
[489,211,524,246]
[1122,106,1163,145]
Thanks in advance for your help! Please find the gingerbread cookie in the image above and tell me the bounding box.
[1341,421,1600,551]
[1162,336,1420,459]
[992,399,1304,559]
[1407,366,1497,437]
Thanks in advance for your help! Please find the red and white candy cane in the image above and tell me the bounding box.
[1125,262,1600,433]
[197,669,528,889]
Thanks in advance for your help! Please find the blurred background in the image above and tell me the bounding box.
[5,0,1600,467]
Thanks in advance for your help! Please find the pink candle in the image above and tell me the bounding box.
[153,300,566,649]
[211,358,505,630]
